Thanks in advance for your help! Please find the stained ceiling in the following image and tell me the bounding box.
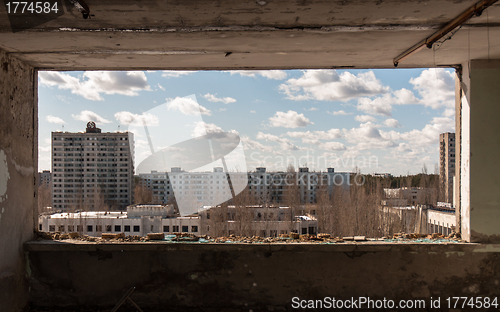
[0,0,499,70]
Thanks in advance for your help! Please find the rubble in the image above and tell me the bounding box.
[33,230,465,244]
[102,233,125,239]
[146,233,164,240]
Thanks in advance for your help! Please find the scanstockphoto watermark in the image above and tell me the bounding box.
[249,152,379,172]
[247,171,366,187]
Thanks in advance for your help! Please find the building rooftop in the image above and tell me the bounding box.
[47,211,128,219]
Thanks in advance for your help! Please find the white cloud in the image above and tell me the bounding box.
[202,93,236,104]
[355,115,376,123]
[114,111,159,126]
[250,110,256,114]
[157,83,165,91]
[167,97,211,116]
[387,116,455,148]
[343,122,396,150]
[357,96,393,116]
[227,70,287,80]
[382,118,402,128]
[279,70,389,101]
[286,129,342,145]
[443,108,455,117]
[191,121,223,137]
[46,115,65,124]
[410,68,455,109]
[318,142,346,151]
[161,71,196,78]
[356,88,418,116]
[307,107,318,111]
[269,110,312,128]
[328,110,350,116]
[354,70,453,118]
[72,110,111,124]
[39,71,151,101]
[256,132,303,151]
[241,135,273,152]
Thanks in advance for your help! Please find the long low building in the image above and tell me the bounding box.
[382,205,456,236]
[38,204,318,238]
[38,209,200,237]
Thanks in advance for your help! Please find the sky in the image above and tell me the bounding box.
[38,68,456,176]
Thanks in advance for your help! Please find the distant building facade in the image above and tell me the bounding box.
[138,167,231,206]
[198,205,318,237]
[38,170,51,187]
[137,167,351,207]
[38,204,317,238]
[38,204,198,237]
[382,204,455,236]
[51,121,134,210]
[439,132,456,204]
[383,187,434,206]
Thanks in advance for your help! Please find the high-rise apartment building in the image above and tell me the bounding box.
[52,121,134,210]
[439,132,455,204]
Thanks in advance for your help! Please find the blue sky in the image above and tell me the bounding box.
[38,69,456,175]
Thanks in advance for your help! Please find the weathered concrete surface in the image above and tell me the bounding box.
[0,49,37,312]
[26,242,500,311]
[467,60,500,243]
[0,1,499,69]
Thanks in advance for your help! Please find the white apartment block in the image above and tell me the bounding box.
[138,167,350,207]
[439,132,456,204]
[51,121,134,210]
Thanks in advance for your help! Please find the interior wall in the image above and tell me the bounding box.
[466,59,500,243]
[0,49,37,312]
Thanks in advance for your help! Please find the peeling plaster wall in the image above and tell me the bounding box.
[467,60,500,243]
[0,49,37,312]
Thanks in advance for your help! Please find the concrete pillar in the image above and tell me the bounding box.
[460,60,500,243]
[0,49,37,311]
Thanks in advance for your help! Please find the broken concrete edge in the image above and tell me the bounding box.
[23,239,487,253]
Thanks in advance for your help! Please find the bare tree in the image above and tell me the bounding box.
[134,184,152,204]
[37,184,51,214]
[282,165,300,233]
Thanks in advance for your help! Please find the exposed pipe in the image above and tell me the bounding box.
[393,0,499,67]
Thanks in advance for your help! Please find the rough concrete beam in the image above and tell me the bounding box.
[0,49,37,312]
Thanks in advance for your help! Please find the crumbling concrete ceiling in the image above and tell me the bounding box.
[0,0,499,70]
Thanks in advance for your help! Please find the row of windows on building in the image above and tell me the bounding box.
[53,137,129,141]
[53,148,130,152]
[44,224,199,233]
[53,169,129,172]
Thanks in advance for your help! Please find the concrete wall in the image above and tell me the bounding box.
[0,49,37,312]
[462,60,500,243]
[26,242,500,311]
